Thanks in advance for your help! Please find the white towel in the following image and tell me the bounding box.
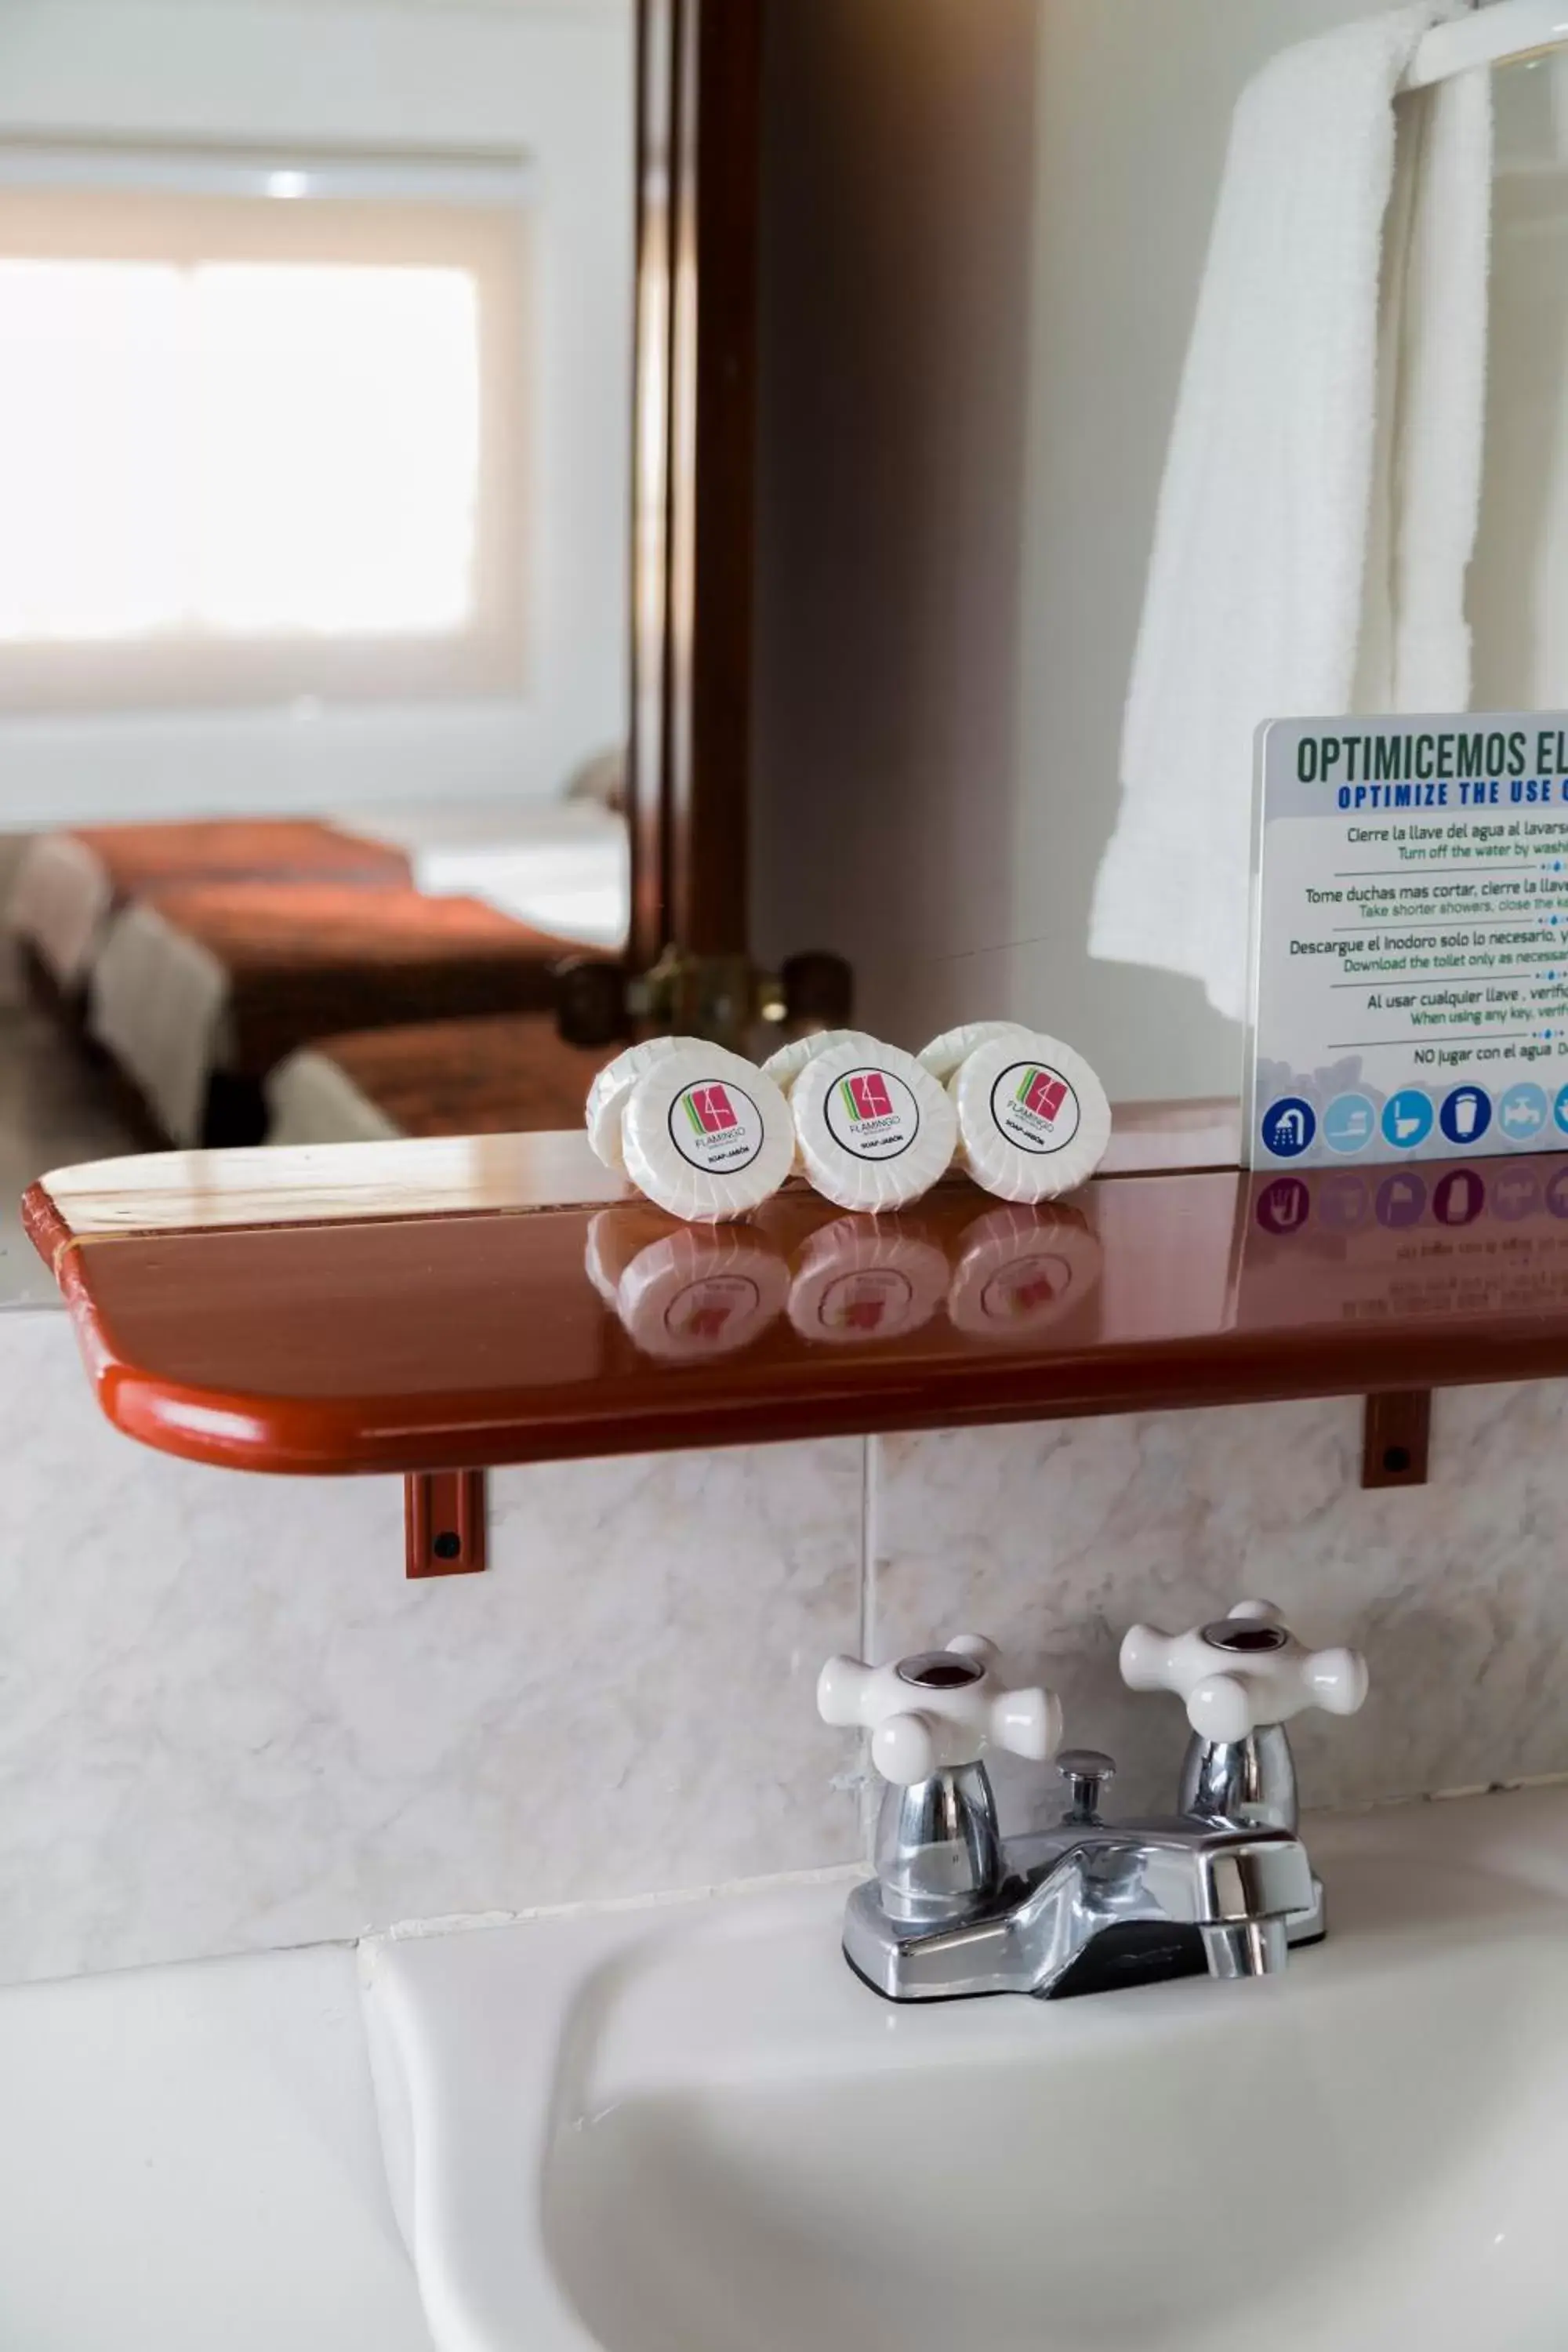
[1089,5,1492,1025]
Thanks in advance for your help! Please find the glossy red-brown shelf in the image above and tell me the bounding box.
[24,1128,1568,1475]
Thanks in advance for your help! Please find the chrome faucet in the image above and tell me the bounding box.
[818,1602,1368,2003]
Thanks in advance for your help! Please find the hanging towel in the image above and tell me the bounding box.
[1088,5,1492,1026]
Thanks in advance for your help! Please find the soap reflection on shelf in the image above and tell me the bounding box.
[617,1229,790,1362]
[947,1205,1103,1341]
[788,1221,948,1346]
[585,1192,1106,1365]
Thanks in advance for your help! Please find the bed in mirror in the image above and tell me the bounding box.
[13,0,1567,1314]
[0,0,634,1302]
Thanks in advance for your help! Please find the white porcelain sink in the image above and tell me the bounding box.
[361,1785,1568,2352]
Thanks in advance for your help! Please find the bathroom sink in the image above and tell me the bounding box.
[361,1787,1568,2352]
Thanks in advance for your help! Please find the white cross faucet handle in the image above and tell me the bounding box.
[817,1634,1063,1788]
[1120,1600,1369,1744]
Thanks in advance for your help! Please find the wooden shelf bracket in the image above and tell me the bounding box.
[1361,1391,1432,1490]
[405,1469,489,1577]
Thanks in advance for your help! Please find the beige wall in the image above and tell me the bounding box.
[752,0,1381,1102]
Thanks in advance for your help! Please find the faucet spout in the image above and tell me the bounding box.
[1202,1918,1290,1978]
[1144,1820,1316,1944]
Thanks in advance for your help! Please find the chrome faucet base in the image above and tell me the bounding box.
[843,1807,1318,2004]
[821,1613,1366,2009]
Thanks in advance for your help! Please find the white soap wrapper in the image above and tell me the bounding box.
[790,1038,957,1211]
[586,1035,700,1171]
[620,1045,794,1221]
[916,1020,1037,1084]
[948,1033,1112,1201]
[761,1027,880,1096]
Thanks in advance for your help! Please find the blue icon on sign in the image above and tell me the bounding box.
[1376,1172,1426,1229]
[1322,1092,1375,1155]
[1497,1082,1548,1143]
[1381,1089,1434,1151]
[1439,1085,1492,1146]
[1261,1097,1316,1159]
[1553,1083,1568,1136]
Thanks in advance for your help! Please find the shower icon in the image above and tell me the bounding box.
[1262,1096,1316,1158]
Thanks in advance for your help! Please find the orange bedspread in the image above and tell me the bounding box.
[71,818,411,899]
[145,881,597,1077]
[312,1012,617,1137]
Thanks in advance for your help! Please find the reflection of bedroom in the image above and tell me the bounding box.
[0,0,632,1290]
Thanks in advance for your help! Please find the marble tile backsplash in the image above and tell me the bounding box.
[0,1313,862,1985]
[869,1384,1568,1827]
[6,1301,1568,1987]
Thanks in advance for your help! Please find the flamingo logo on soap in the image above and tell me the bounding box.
[1017,1065,1070,1124]
[840,1072,895,1123]
[683,1083,739,1135]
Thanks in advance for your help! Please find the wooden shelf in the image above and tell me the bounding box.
[23,1129,1568,1476]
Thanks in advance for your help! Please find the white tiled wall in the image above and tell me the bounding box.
[6,1305,1568,1987]
[0,1312,862,1984]
[870,1385,1568,1830]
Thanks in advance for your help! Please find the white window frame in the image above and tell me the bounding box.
[0,161,532,713]
[0,0,633,829]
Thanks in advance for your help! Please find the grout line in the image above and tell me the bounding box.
[858,1432,878,1662]
[855,1434,880,1857]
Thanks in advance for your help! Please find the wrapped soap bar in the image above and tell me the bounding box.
[761,1028,880,1096]
[789,1036,957,1212]
[946,1030,1111,1201]
[619,1043,794,1221]
[916,1020,1036,1084]
[586,1036,695,1172]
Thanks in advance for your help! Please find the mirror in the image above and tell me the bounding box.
[750,2,1558,1168]
[10,0,1565,1306]
[0,0,634,1301]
